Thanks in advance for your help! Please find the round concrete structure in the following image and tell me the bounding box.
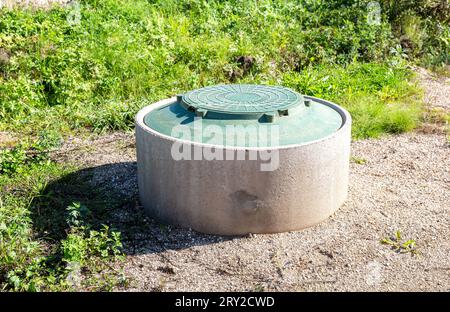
[136,88,351,235]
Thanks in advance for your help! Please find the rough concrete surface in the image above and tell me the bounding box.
[135,97,351,235]
[52,68,449,292]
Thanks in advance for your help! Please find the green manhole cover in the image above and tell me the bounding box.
[144,84,344,147]
[180,84,304,119]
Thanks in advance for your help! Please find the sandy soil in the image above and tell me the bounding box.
[52,68,449,292]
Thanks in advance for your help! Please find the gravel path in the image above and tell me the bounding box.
[415,67,450,110]
[53,68,449,292]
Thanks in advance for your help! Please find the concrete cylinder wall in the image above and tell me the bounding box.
[135,96,351,235]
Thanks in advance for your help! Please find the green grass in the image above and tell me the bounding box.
[0,0,440,137]
[0,134,126,291]
[283,63,423,138]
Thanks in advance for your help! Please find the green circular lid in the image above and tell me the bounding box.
[144,84,344,147]
[180,84,304,120]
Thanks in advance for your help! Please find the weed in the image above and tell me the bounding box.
[253,284,266,292]
[0,130,62,175]
[66,202,91,227]
[152,277,167,292]
[0,138,126,291]
[61,225,123,290]
[422,107,450,130]
[380,230,418,255]
[351,156,367,165]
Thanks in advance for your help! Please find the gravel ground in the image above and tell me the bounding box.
[415,67,450,110]
[55,131,449,292]
[52,68,449,292]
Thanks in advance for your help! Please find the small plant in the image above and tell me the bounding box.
[253,284,265,292]
[62,225,123,266]
[61,225,124,290]
[66,202,91,227]
[351,156,367,165]
[0,131,62,176]
[0,146,126,291]
[31,130,63,162]
[0,145,28,175]
[380,230,418,255]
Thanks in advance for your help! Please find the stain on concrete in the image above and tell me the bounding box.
[230,190,262,214]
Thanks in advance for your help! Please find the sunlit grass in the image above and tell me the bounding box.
[0,0,427,137]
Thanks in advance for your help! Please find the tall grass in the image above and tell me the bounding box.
[0,0,438,137]
[283,63,422,138]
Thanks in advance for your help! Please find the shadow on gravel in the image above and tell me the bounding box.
[29,162,231,255]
